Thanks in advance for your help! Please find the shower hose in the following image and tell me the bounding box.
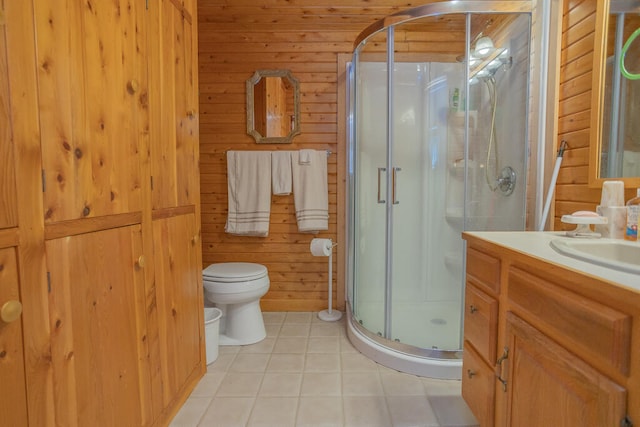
[484,76,500,191]
[621,27,640,80]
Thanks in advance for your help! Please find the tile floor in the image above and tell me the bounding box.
[170,312,478,427]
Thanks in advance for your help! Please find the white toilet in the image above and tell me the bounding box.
[202,262,270,346]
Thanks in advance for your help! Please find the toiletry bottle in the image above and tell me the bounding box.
[624,188,640,241]
[451,88,459,112]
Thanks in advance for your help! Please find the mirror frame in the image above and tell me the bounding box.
[589,0,640,188]
[246,69,301,144]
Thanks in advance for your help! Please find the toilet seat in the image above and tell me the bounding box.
[203,262,267,283]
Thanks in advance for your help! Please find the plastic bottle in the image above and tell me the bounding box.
[451,88,459,112]
[624,188,640,241]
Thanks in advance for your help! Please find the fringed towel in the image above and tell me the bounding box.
[291,150,329,233]
[225,151,272,236]
[271,151,292,195]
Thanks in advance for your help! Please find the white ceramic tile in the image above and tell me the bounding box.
[246,397,298,427]
[169,397,211,427]
[296,396,344,427]
[273,337,308,353]
[206,353,236,373]
[284,312,313,323]
[422,377,463,396]
[380,370,426,396]
[339,335,359,353]
[300,373,342,396]
[266,353,305,372]
[279,323,311,337]
[429,395,479,427]
[304,353,341,372]
[265,324,282,337]
[310,323,343,337]
[258,373,302,396]
[307,336,340,353]
[198,397,254,427]
[215,373,263,397]
[228,353,270,373]
[343,396,392,427]
[386,395,439,427]
[262,312,286,325]
[342,372,384,396]
[189,372,226,398]
[340,352,379,372]
[239,337,276,353]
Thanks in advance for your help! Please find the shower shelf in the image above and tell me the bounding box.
[445,208,464,229]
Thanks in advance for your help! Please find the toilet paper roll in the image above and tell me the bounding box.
[310,238,332,256]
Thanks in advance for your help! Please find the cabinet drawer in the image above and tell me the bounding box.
[464,284,498,363]
[462,342,495,427]
[466,247,501,294]
[508,266,631,376]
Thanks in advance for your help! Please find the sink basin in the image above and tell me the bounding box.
[550,239,640,275]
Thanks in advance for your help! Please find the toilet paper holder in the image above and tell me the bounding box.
[310,238,342,322]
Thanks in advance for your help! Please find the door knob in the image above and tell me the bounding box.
[136,255,146,268]
[1,300,23,323]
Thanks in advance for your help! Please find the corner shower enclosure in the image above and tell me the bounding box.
[346,1,533,379]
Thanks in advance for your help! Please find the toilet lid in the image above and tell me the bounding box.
[203,262,268,282]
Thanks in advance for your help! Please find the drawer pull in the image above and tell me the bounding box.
[469,305,478,314]
[467,369,476,379]
[496,346,509,392]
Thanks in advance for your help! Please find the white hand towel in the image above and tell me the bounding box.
[298,149,314,165]
[271,151,292,195]
[225,151,272,236]
[291,150,329,233]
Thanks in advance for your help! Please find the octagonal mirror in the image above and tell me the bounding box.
[246,69,301,144]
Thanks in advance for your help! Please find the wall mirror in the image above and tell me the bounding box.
[590,0,640,187]
[246,69,301,144]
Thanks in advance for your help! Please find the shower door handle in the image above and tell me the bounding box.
[377,167,386,204]
[392,167,401,205]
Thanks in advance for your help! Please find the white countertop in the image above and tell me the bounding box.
[464,231,640,292]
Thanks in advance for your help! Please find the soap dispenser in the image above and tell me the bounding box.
[624,188,640,241]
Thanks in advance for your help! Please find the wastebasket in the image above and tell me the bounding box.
[204,307,222,365]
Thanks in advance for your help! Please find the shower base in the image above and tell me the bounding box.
[346,304,462,380]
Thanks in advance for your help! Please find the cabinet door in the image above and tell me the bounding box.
[149,0,199,210]
[501,313,626,427]
[46,226,152,426]
[34,0,145,223]
[0,13,17,229]
[153,213,202,406]
[0,247,28,425]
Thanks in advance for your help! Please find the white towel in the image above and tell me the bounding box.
[271,151,292,195]
[225,151,272,236]
[291,150,329,233]
[298,149,314,165]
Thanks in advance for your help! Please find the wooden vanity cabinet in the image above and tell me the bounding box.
[462,235,638,427]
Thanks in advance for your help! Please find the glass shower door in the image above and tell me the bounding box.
[352,30,389,335]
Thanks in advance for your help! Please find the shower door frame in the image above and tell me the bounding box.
[346,0,535,375]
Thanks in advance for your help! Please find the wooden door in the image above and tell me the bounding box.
[501,312,627,427]
[152,212,202,408]
[0,2,17,230]
[0,247,28,426]
[149,0,199,210]
[46,225,151,426]
[34,0,146,223]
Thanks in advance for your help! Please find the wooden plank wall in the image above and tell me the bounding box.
[197,1,423,312]
[555,0,635,230]
[197,1,528,312]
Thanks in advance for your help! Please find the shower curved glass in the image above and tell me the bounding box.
[346,1,534,379]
